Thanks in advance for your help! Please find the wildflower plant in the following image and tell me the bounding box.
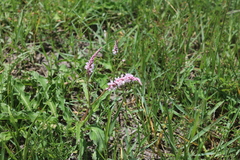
[74,41,143,158]
[2,1,240,159]
[79,42,142,135]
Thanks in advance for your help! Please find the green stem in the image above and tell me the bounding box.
[80,87,108,128]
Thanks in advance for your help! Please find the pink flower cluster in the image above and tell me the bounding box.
[112,40,118,55]
[84,44,142,91]
[106,73,142,91]
[85,47,102,75]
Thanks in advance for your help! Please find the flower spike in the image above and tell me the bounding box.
[106,73,142,91]
[85,47,102,75]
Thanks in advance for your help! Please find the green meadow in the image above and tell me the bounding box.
[0,0,239,159]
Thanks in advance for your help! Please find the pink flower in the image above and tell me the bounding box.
[85,47,102,75]
[106,73,142,90]
[112,40,118,55]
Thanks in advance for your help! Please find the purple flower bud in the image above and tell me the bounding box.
[106,73,142,90]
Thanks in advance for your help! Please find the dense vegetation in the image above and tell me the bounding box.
[0,0,239,159]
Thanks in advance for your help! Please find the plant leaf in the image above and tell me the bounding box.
[89,126,105,152]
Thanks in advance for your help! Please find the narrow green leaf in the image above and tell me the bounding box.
[190,116,223,143]
[81,82,89,103]
[207,101,224,117]
[76,122,85,159]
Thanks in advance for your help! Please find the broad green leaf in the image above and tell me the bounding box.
[0,109,42,123]
[98,61,112,71]
[0,132,12,142]
[89,126,105,152]
[31,71,48,88]
[13,82,31,111]
[92,91,110,112]
[95,73,109,89]
[46,100,57,117]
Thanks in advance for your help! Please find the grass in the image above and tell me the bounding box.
[0,0,240,159]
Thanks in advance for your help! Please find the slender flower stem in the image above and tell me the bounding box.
[80,89,107,126]
[82,47,102,124]
[91,89,107,105]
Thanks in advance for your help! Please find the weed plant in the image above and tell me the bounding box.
[0,0,240,159]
